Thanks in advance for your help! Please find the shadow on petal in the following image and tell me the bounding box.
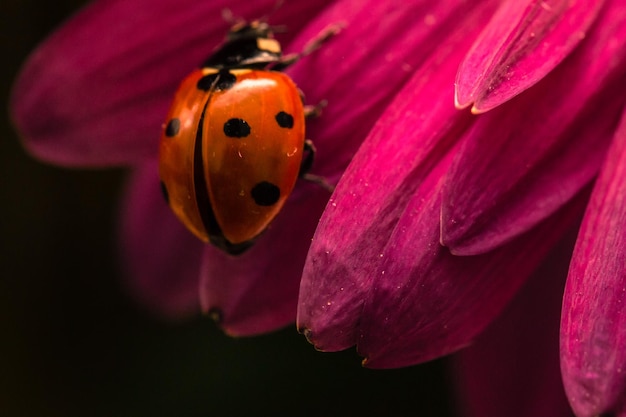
[119,160,203,318]
[452,228,578,417]
[200,182,330,336]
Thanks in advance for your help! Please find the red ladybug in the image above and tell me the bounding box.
[159,20,338,254]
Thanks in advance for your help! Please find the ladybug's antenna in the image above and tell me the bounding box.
[222,2,290,39]
[259,0,288,35]
[223,0,284,26]
[259,0,285,23]
[221,8,245,26]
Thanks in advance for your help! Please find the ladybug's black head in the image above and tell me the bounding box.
[227,20,274,41]
[202,20,283,70]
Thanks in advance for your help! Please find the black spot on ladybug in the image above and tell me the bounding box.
[165,118,180,137]
[160,181,170,205]
[197,70,236,91]
[275,111,294,128]
[251,181,280,206]
[223,118,251,138]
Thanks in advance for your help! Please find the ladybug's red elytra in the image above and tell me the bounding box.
[158,19,339,254]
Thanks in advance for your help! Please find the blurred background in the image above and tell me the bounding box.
[1,1,453,416]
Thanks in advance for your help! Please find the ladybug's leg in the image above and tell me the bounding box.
[272,24,343,71]
[300,140,335,192]
[299,139,316,176]
[303,100,327,119]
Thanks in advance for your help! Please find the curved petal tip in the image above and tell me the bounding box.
[456,0,604,112]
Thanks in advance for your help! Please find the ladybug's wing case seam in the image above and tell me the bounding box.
[158,69,220,242]
[191,92,223,240]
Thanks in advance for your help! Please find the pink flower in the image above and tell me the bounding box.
[11,0,626,416]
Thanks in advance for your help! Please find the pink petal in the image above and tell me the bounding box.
[284,0,499,179]
[442,0,626,255]
[119,161,203,317]
[453,233,576,417]
[199,182,330,336]
[456,0,605,113]
[357,176,588,368]
[10,0,330,167]
[297,0,501,352]
[561,110,626,417]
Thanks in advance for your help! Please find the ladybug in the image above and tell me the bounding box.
[159,19,338,254]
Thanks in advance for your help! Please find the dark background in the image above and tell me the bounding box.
[1,1,453,416]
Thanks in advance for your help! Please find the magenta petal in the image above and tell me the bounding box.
[442,1,626,255]
[357,176,587,369]
[561,111,626,417]
[10,0,327,167]
[453,235,575,417]
[119,161,203,317]
[284,0,498,178]
[199,184,329,336]
[455,0,604,112]
[297,0,501,352]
